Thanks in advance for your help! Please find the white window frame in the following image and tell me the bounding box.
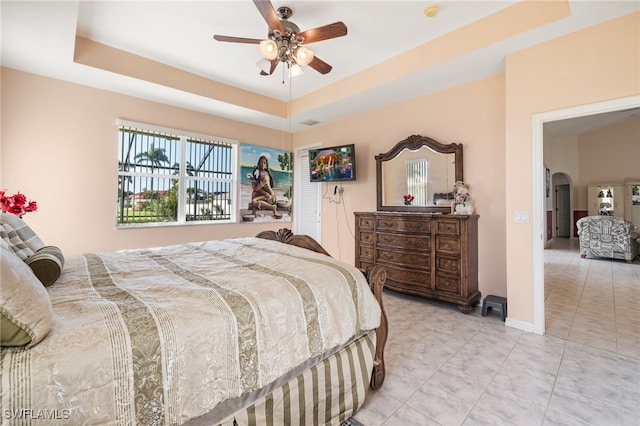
[406,158,429,206]
[116,119,238,228]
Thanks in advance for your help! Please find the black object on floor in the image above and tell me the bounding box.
[482,295,507,321]
[341,417,365,426]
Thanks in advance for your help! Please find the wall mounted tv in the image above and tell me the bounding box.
[309,144,356,182]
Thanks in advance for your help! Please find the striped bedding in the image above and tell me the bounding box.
[218,331,376,426]
[1,237,381,425]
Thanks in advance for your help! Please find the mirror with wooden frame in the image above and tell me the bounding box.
[376,134,463,213]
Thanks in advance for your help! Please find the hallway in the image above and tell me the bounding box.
[544,237,640,358]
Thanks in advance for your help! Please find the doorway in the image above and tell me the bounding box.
[531,95,640,335]
[553,172,571,238]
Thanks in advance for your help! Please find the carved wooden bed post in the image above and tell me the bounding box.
[256,228,388,390]
[367,265,387,389]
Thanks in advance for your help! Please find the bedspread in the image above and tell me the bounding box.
[1,237,381,425]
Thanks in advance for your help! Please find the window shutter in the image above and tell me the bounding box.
[294,148,321,241]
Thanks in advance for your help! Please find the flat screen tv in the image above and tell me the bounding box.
[308,144,356,182]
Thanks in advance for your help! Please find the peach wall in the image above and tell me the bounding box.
[505,12,640,325]
[577,116,640,206]
[544,116,638,223]
[0,68,290,256]
[544,134,579,213]
[294,74,508,300]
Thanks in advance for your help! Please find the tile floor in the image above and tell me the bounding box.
[354,238,640,425]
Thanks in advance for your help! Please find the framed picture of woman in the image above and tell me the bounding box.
[240,144,292,223]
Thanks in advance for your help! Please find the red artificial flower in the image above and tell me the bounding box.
[0,190,38,216]
[0,196,13,211]
[12,192,27,205]
[24,201,38,212]
[8,204,25,216]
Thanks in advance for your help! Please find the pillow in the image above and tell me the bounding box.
[25,245,65,287]
[0,213,45,260]
[1,245,53,347]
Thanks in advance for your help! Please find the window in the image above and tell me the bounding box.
[116,122,237,227]
[406,159,428,206]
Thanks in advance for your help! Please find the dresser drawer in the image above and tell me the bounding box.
[358,231,374,244]
[435,237,460,253]
[434,274,461,295]
[435,255,460,275]
[376,218,430,233]
[359,245,374,260]
[377,248,430,269]
[379,264,430,291]
[435,219,460,235]
[357,260,374,272]
[377,232,430,250]
[357,216,374,228]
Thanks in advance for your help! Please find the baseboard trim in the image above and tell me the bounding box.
[505,317,537,334]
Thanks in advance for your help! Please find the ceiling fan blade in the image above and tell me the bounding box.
[213,35,262,44]
[260,59,279,75]
[253,0,284,33]
[308,56,333,74]
[298,22,347,44]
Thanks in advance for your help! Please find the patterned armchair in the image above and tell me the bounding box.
[576,216,639,263]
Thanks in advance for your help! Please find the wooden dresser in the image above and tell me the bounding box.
[355,211,480,313]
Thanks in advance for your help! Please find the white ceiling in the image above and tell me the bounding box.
[2,0,639,134]
[544,106,640,138]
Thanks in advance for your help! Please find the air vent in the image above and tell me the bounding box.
[300,119,320,126]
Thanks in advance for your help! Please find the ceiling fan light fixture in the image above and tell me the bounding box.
[295,46,314,66]
[259,39,278,60]
[256,58,272,73]
[214,1,347,76]
[289,63,304,77]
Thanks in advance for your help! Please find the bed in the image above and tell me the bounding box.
[1,217,388,426]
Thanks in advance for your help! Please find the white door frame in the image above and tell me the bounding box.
[531,95,640,335]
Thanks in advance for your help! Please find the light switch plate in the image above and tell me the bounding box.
[514,211,529,223]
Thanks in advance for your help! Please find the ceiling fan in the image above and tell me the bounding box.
[213,0,347,77]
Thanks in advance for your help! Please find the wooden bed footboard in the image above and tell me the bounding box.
[366,265,387,389]
[256,228,388,389]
